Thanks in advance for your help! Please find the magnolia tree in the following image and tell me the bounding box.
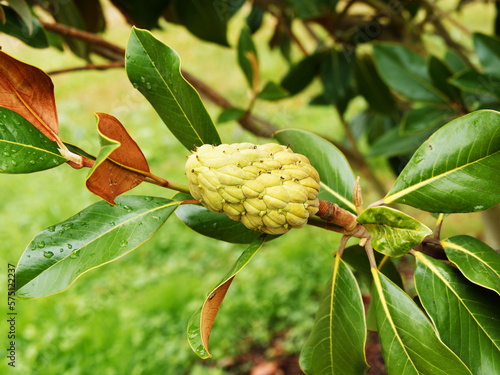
[1,0,500,374]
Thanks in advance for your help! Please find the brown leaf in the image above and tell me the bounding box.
[86,113,150,204]
[0,50,59,141]
[201,277,235,353]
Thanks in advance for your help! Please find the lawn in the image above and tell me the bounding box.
[0,3,488,374]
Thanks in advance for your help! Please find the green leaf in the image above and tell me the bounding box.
[280,51,326,96]
[216,107,246,124]
[449,69,500,99]
[415,252,500,374]
[174,193,278,244]
[15,196,179,299]
[110,0,168,29]
[354,54,396,115]
[442,235,500,294]
[384,110,500,212]
[0,107,66,173]
[473,33,500,79]
[274,129,356,213]
[7,0,32,34]
[246,3,263,34]
[320,49,353,112]
[300,256,368,374]
[257,81,289,101]
[444,50,468,74]
[284,0,338,18]
[187,235,266,358]
[428,56,462,102]
[125,27,221,150]
[0,6,47,48]
[371,269,473,375]
[373,43,448,103]
[368,107,455,158]
[342,245,404,291]
[237,26,258,89]
[357,207,432,257]
[175,0,243,46]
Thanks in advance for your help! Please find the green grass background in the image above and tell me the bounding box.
[0,2,491,374]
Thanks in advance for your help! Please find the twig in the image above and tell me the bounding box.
[47,62,125,76]
[337,235,351,257]
[365,241,377,268]
[316,200,358,231]
[426,0,471,36]
[434,213,444,240]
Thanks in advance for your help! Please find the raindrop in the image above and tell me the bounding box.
[3,151,10,157]
[62,223,74,231]
[67,243,73,249]
[30,243,36,251]
[70,250,79,259]
[120,240,128,247]
[212,222,218,229]
[132,82,138,89]
[27,255,30,258]
[123,205,132,212]
[146,82,152,90]
[48,226,55,232]
[60,248,64,253]
[43,251,54,259]
[126,53,131,59]
[11,160,16,166]
[140,76,146,83]
[38,241,45,248]
[109,221,115,226]
[144,196,152,201]
[29,160,35,165]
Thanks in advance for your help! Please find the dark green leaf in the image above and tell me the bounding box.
[110,0,168,29]
[237,26,258,89]
[444,50,468,74]
[355,54,396,115]
[0,107,66,173]
[428,56,462,102]
[373,43,448,103]
[125,27,221,150]
[442,235,500,294]
[320,49,353,112]
[274,129,357,213]
[246,3,264,34]
[15,196,179,298]
[415,252,500,374]
[384,110,500,212]
[175,0,244,46]
[358,207,432,257]
[300,256,368,374]
[73,0,106,33]
[372,269,473,375]
[0,6,48,48]
[216,107,246,124]
[174,193,278,244]
[280,51,326,96]
[473,33,500,79]
[257,81,289,101]
[188,235,266,358]
[7,0,32,34]
[449,69,500,99]
[284,0,338,18]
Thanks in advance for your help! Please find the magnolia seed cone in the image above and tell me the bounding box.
[185,143,320,235]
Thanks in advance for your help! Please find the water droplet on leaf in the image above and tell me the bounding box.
[43,251,54,259]
[38,241,45,248]
[120,240,128,247]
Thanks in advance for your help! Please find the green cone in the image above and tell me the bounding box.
[185,143,320,234]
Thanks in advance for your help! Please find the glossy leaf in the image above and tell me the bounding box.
[175,0,243,46]
[300,256,368,374]
[15,196,179,299]
[0,6,48,48]
[274,129,356,213]
[415,252,500,374]
[246,3,263,34]
[444,49,468,74]
[320,48,353,112]
[373,43,447,103]
[174,193,278,244]
[342,245,404,291]
[125,27,221,150]
[0,107,66,173]
[449,69,500,99]
[7,0,32,34]
[280,51,326,96]
[371,269,472,375]
[0,50,58,141]
[474,33,500,79]
[369,107,455,158]
[110,0,167,29]
[384,110,500,212]
[257,81,289,101]
[187,235,266,358]
[354,54,396,115]
[358,207,432,257]
[428,56,461,102]
[442,235,500,294]
[237,26,258,89]
[85,113,149,205]
[216,107,246,124]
